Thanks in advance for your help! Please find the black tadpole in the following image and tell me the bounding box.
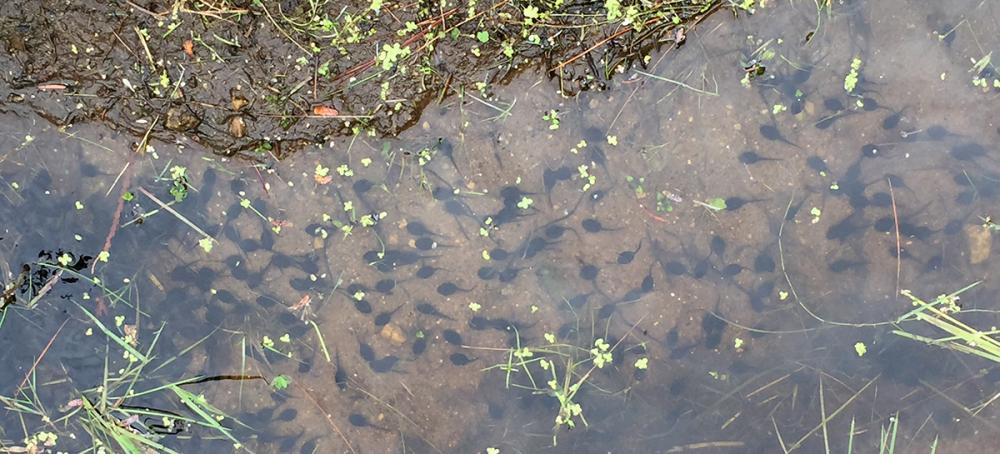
[738,150,779,164]
[616,241,642,265]
[759,124,799,148]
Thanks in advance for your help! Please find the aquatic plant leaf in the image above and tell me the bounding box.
[706,198,727,211]
[271,375,291,390]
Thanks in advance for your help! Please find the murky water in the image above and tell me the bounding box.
[2,0,999,452]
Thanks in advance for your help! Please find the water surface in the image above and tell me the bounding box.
[1,0,999,452]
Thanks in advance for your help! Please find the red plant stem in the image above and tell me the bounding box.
[93,151,136,273]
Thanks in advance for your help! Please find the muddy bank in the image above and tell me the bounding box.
[1,0,718,160]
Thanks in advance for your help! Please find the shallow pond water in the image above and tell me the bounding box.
[1,0,999,453]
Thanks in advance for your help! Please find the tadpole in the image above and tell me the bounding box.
[753,252,775,273]
[881,109,904,130]
[759,124,799,148]
[374,278,396,294]
[442,329,463,345]
[374,304,404,327]
[334,353,348,391]
[581,218,620,233]
[449,353,476,366]
[436,282,471,296]
[806,156,829,174]
[616,241,642,265]
[370,355,398,373]
[579,263,599,281]
[415,302,453,320]
[412,336,427,356]
[709,235,726,258]
[738,150,779,165]
[724,196,765,211]
[359,341,376,362]
[415,265,439,279]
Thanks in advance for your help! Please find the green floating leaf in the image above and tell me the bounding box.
[198,237,214,253]
[706,198,727,211]
[272,375,291,390]
[844,57,862,93]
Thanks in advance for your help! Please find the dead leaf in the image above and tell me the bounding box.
[314,174,333,185]
[37,83,66,91]
[182,39,194,57]
[290,294,311,312]
[379,323,407,345]
[312,105,339,117]
[230,93,249,110]
[228,115,247,138]
[966,224,992,264]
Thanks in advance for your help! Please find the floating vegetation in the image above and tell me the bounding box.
[893,282,1000,363]
[0,280,257,452]
[481,324,643,446]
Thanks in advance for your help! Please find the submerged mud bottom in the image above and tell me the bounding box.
[1,0,1000,453]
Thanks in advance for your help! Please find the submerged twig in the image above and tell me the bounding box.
[94,118,156,272]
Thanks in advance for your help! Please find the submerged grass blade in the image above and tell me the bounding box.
[846,417,856,454]
[149,327,218,375]
[878,413,900,454]
[81,397,180,454]
[635,70,720,96]
[819,378,830,454]
[137,186,217,244]
[309,320,332,363]
[168,385,249,451]
[75,302,149,363]
[787,376,877,451]
[894,284,1000,364]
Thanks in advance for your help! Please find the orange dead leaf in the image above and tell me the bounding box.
[37,83,67,91]
[182,39,194,57]
[314,174,333,185]
[290,294,311,312]
[312,105,339,117]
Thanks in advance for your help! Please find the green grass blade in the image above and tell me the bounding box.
[169,385,251,452]
[846,417,855,454]
[75,302,149,363]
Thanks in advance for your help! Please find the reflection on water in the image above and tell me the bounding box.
[1,0,999,452]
